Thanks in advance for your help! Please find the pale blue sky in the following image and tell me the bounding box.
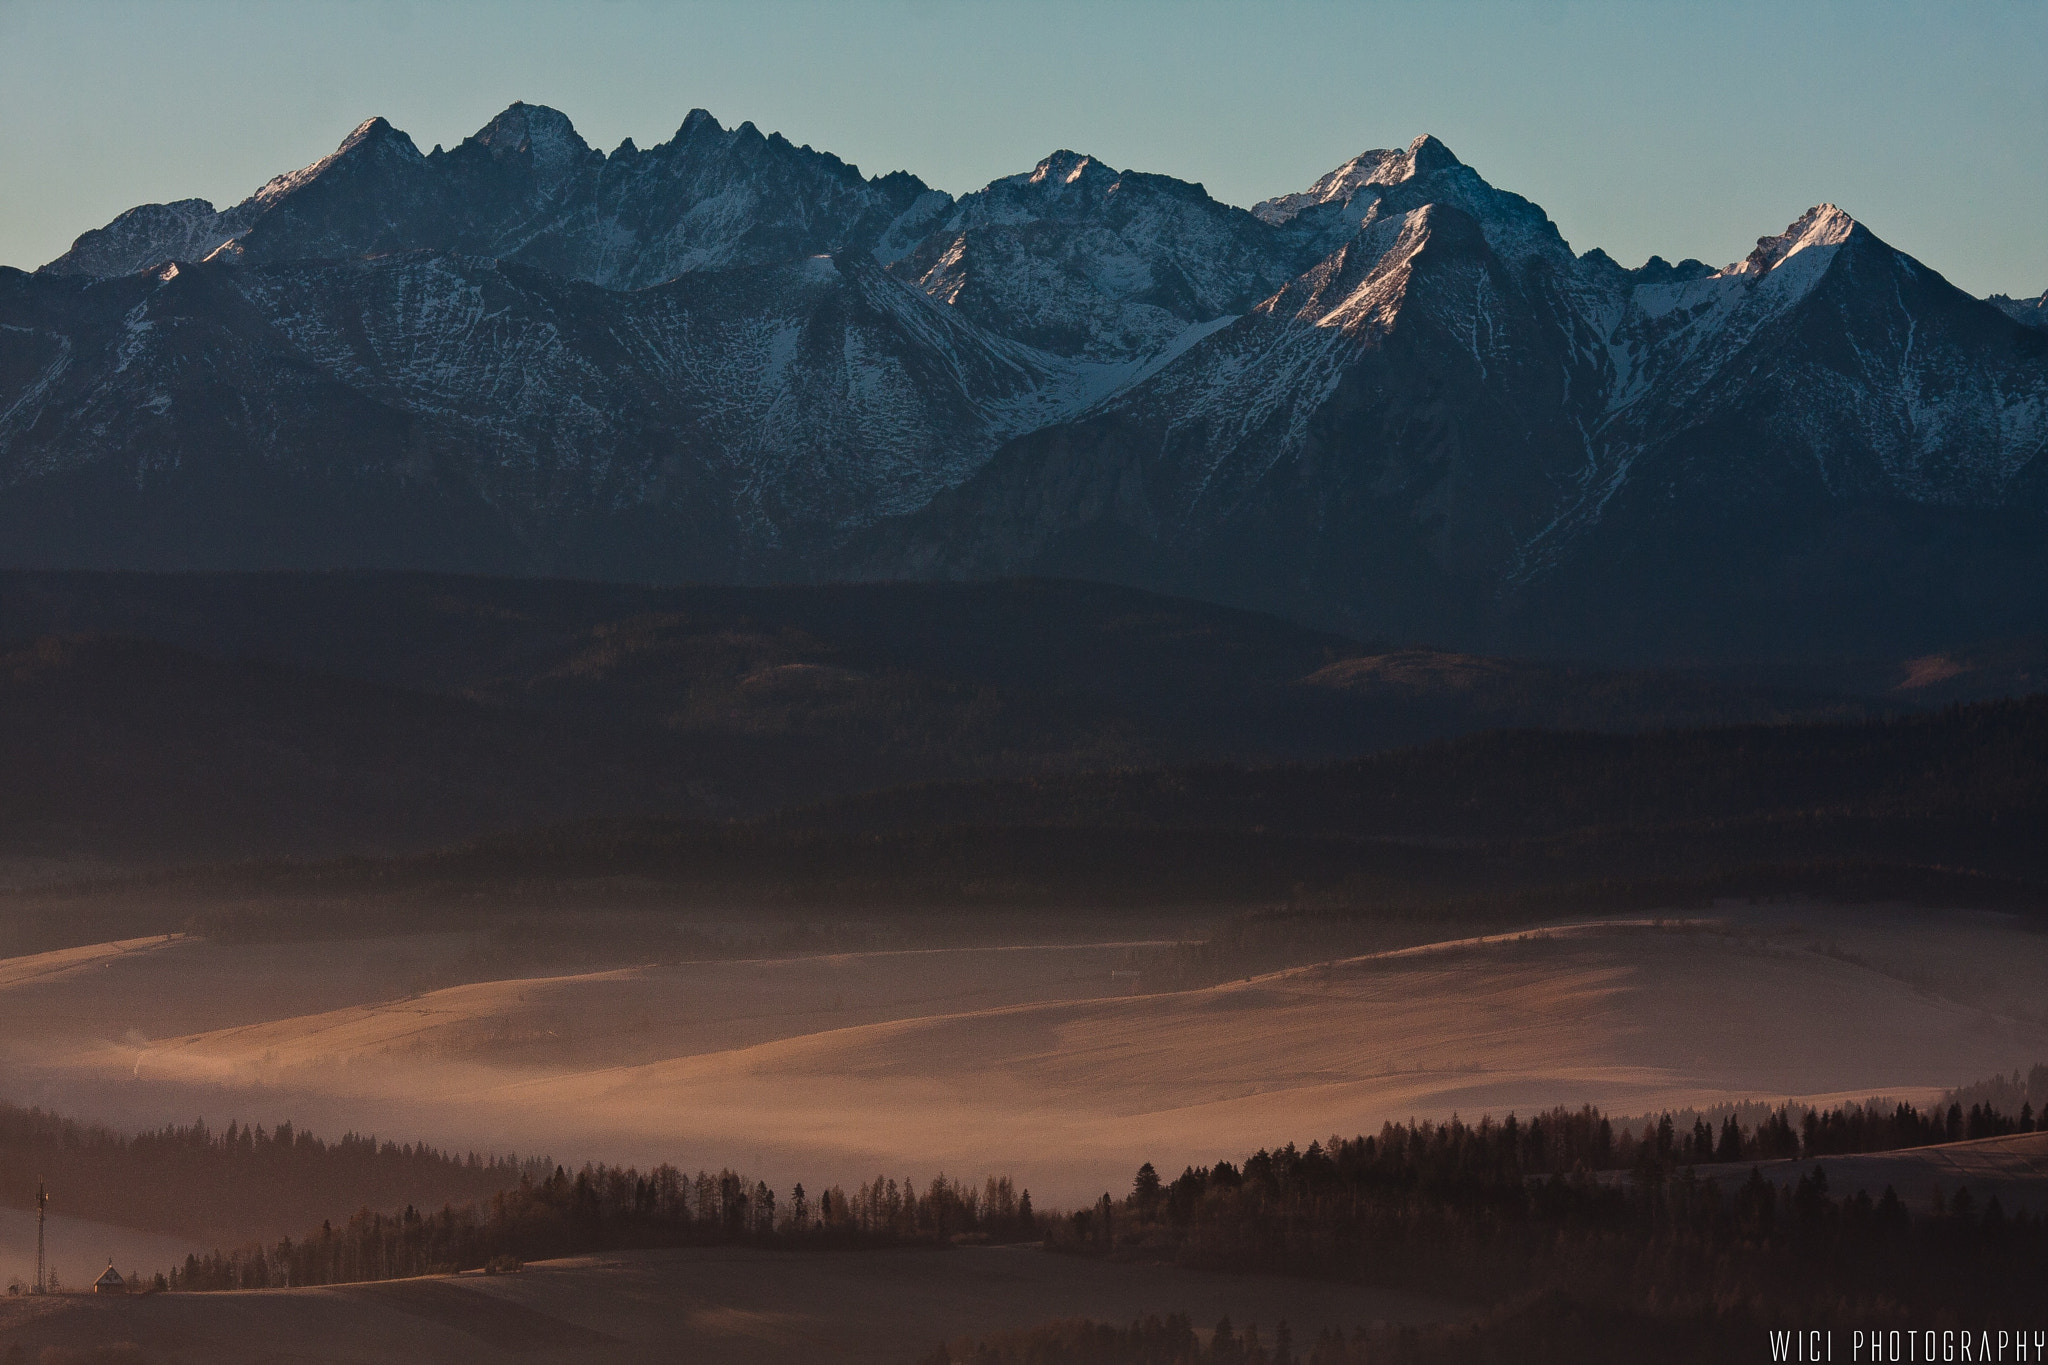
[1,0,2042,296]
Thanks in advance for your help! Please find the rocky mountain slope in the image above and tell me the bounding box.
[4,233,1080,576]
[1991,290,2048,331]
[886,150,1310,362]
[860,150,2048,660]
[6,106,2044,660]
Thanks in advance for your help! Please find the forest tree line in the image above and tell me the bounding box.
[1608,1093,2040,1167]
[795,694,2048,850]
[165,1164,1037,1290]
[924,1087,2048,1364]
[90,688,2048,944]
[158,1090,2042,1294]
[0,1104,546,1245]
[1031,1105,2045,1343]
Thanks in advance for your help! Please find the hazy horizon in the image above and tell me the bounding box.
[2,0,2043,296]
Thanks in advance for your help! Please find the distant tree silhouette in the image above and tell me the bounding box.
[165,1164,1042,1290]
[1025,1110,2047,1339]
[0,1105,542,1246]
[1132,1162,1162,1211]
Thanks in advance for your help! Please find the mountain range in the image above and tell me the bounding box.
[4,102,2043,662]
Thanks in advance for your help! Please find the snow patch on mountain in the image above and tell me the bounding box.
[37,199,254,278]
[469,102,595,183]
[0,323,73,446]
[1250,134,1456,227]
[889,151,1310,362]
[1598,205,1867,421]
[873,189,956,266]
[251,116,427,209]
[1729,204,1858,278]
[188,245,1109,545]
[1051,208,1457,522]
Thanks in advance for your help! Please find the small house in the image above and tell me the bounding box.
[92,1264,125,1295]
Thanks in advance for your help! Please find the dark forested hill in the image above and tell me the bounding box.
[15,690,2043,950]
[2,571,2039,948]
[0,1104,544,1248]
[0,572,1876,881]
[0,632,741,867]
[786,695,2048,845]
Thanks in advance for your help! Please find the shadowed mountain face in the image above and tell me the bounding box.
[7,108,2046,662]
[0,632,724,867]
[0,248,1080,578]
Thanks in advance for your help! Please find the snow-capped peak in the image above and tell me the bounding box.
[338,116,401,155]
[1017,150,1111,191]
[250,116,424,207]
[1731,203,1859,277]
[468,102,593,181]
[1250,134,1459,227]
[1296,150,1408,202]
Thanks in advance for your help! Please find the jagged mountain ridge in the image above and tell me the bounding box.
[43,103,951,289]
[9,105,2047,660]
[1991,290,2048,331]
[47,110,1381,367]
[12,103,1251,570]
[856,169,2048,658]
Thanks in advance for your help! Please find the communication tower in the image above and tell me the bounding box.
[34,1179,49,1294]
